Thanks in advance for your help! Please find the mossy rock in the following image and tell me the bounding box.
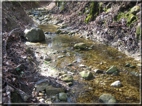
[106,66,119,75]
[130,5,140,15]
[79,70,94,80]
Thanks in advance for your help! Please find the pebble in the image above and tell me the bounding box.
[110,80,122,87]
[94,69,104,74]
[79,64,86,68]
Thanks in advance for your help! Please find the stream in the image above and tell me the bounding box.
[24,8,141,104]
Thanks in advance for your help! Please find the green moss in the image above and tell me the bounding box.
[85,2,99,23]
[136,25,141,40]
[106,8,111,13]
[130,5,140,15]
[117,12,137,26]
[85,15,92,23]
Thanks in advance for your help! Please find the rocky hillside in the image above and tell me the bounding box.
[49,1,141,60]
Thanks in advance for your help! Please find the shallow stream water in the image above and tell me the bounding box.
[26,24,141,103]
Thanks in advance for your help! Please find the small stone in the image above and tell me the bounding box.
[38,92,44,96]
[39,98,45,103]
[60,74,73,82]
[67,63,73,66]
[94,69,104,74]
[58,55,65,58]
[99,93,117,103]
[58,92,67,101]
[130,65,136,68]
[79,70,94,80]
[44,56,51,61]
[106,66,119,75]
[110,80,122,87]
[125,63,130,67]
[79,64,86,68]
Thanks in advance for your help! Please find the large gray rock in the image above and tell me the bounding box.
[24,27,45,42]
[99,93,117,103]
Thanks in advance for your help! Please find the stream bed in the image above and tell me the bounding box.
[25,24,141,104]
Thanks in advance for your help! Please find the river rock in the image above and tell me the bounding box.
[24,27,45,42]
[58,92,67,101]
[94,69,104,74]
[79,70,94,80]
[46,85,64,96]
[44,55,51,61]
[74,42,87,50]
[106,66,119,75]
[99,93,117,103]
[34,79,50,92]
[60,74,73,82]
[110,80,122,87]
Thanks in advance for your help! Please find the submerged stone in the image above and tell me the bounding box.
[99,93,117,103]
[46,85,64,96]
[60,74,73,82]
[74,42,87,50]
[79,70,94,80]
[58,92,67,101]
[106,66,119,75]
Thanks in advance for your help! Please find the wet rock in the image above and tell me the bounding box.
[34,79,50,92]
[79,64,86,68]
[130,71,139,77]
[66,82,73,86]
[46,85,64,96]
[94,69,104,74]
[44,55,51,61]
[24,27,45,42]
[110,80,122,87]
[56,29,62,34]
[74,42,87,50]
[125,63,130,67]
[106,66,119,75]
[79,70,94,80]
[60,74,73,82]
[58,55,65,58]
[67,63,73,66]
[130,65,136,69]
[58,92,67,101]
[99,93,117,103]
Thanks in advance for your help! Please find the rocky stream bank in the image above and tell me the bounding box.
[2,1,141,105]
